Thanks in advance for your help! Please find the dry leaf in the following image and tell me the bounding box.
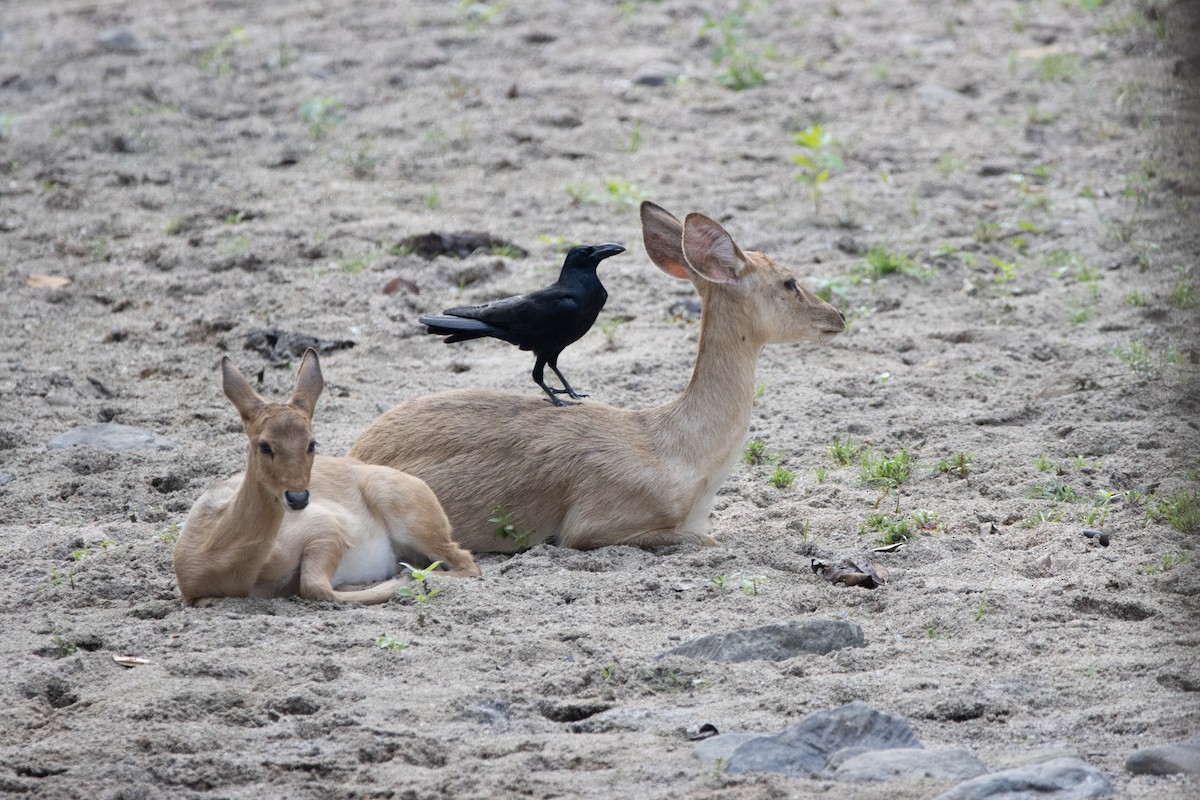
[112,655,149,668]
[26,274,71,289]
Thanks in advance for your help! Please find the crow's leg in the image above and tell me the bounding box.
[532,358,569,406]
[546,355,588,399]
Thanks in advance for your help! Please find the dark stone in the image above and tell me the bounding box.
[663,619,864,663]
[934,757,1112,799]
[725,703,920,778]
[1125,743,1200,775]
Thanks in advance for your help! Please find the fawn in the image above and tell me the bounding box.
[173,348,479,606]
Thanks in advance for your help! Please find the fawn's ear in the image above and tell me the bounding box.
[288,348,324,419]
[222,357,265,422]
[681,213,747,285]
[640,201,692,280]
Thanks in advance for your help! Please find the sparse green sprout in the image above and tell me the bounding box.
[605,180,649,209]
[627,121,643,153]
[856,246,927,280]
[1068,301,1094,324]
[1125,290,1146,307]
[1113,337,1173,380]
[829,435,859,466]
[926,623,942,639]
[791,125,843,214]
[564,182,596,205]
[859,512,912,545]
[1168,273,1198,309]
[160,523,181,544]
[422,186,441,210]
[396,561,443,627]
[1147,488,1200,532]
[859,448,914,510]
[974,221,1002,243]
[1023,505,1068,527]
[489,243,523,259]
[459,0,504,29]
[375,635,408,651]
[739,575,766,595]
[814,466,828,484]
[1025,482,1078,503]
[702,4,769,90]
[1034,453,1060,473]
[199,26,250,75]
[537,235,574,254]
[1036,52,1082,83]
[769,466,796,489]
[300,97,345,139]
[340,254,372,275]
[975,591,989,622]
[1144,552,1191,575]
[859,509,939,545]
[709,574,727,590]
[988,256,1018,290]
[51,629,77,658]
[742,438,779,466]
[489,504,531,549]
[597,318,625,349]
[934,452,973,480]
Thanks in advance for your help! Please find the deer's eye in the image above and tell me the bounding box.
[258,442,273,457]
[783,278,797,292]
[307,440,317,455]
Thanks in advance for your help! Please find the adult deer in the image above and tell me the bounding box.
[174,349,479,606]
[349,202,845,552]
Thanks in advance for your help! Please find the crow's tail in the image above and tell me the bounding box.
[418,314,496,343]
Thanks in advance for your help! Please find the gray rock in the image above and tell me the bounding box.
[934,757,1112,800]
[96,28,146,53]
[634,62,682,87]
[49,424,176,451]
[836,747,988,782]
[693,733,762,765]
[1125,743,1200,775]
[663,619,864,663]
[726,702,920,778]
[0,472,13,487]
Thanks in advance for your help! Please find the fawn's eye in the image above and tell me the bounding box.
[783,278,797,292]
[307,440,317,454]
[258,442,273,457]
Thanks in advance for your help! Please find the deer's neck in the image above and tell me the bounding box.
[652,289,762,467]
[209,465,286,561]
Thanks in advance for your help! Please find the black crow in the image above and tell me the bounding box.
[419,242,625,405]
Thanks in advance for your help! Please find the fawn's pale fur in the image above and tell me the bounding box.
[348,202,845,552]
[173,349,479,606]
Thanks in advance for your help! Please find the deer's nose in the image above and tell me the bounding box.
[284,490,310,510]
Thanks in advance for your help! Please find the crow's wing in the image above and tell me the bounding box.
[443,287,581,351]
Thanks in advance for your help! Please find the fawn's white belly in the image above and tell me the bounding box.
[331,533,399,586]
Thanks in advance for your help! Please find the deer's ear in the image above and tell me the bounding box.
[681,213,747,285]
[640,201,692,280]
[289,348,324,419]
[222,357,265,421]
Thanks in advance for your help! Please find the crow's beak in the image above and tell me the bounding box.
[591,243,625,261]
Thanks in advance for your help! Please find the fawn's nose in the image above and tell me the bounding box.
[284,490,310,510]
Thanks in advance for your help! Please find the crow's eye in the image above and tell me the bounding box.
[258,442,273,457]
[307,440,317,455]
[783,278,797,292]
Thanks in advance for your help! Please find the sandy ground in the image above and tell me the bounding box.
[1,0,1198,797]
